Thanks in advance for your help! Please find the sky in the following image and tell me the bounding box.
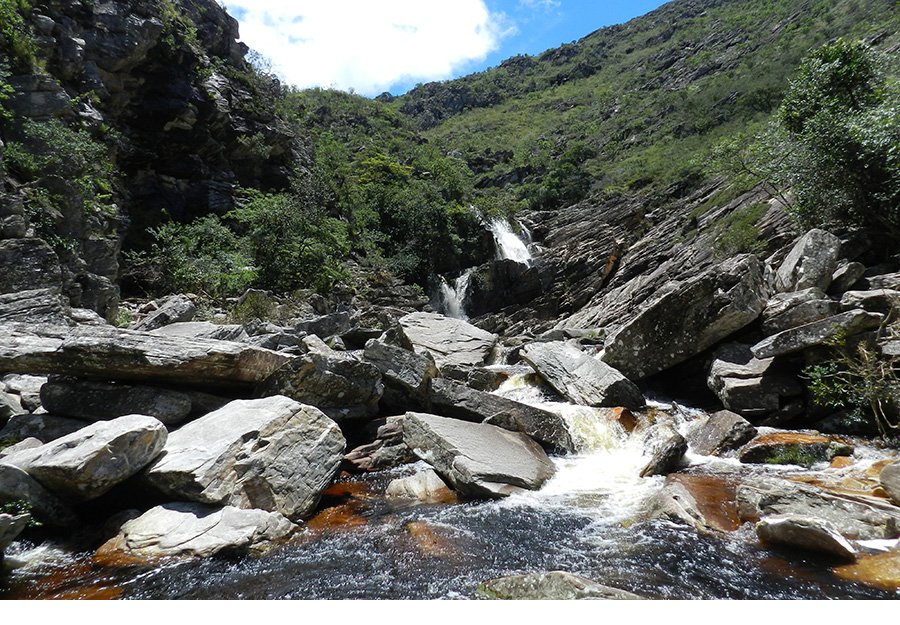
[221,1,669,97]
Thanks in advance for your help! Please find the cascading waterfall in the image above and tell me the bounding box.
[435,268,475,320]
[487,217,533,266]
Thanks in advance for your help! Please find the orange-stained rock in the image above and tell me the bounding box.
[306,503,368,532]
[834,550,900,592]
[404,521,459,558]
[830,456,855,469]
[739,432,853,467]
[603,407,638,433]
[668,473,741,532]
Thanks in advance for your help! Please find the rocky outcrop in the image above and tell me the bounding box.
[475,571,643,600]
[774,229,842,293]
[343,416,417,472]
[706,343,802,418]
[402,412,555,499]
[601,254,767,380]
[399,312,497,368]
[39,379,194,425]
[97,503,295,560]
[685,410,757,456]
[751,311,884,359]
[738,432,853,467]
[756,514,857,561]
[2,415,167,501]
[144,397,345,520]
[520,342,643,409]
[362,337,439,406]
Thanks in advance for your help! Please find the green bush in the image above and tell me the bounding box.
[0,0,36,72]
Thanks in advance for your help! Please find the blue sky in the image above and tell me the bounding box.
[222,1,669,97]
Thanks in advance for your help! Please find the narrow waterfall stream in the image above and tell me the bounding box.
[435,269,475,320]
[487,218,533,265]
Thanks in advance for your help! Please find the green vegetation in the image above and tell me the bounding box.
[713,201,769,257]
[0,0,36,73]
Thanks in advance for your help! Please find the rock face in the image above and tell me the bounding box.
[398,312,498,368]
[97,503,295,560]
[144,397,345,520]
[739,432,853,467]
[39,380,194,425]
[756,514,857,561]
[0,323,292,390]
[520,342,644,409]
[706,343,802,418]
[774,229,842,293]
[385,469,456,504]
[0,464,77,527]
[362,338,439,405]
[686,410,757,456]
[601,255,767,380]
[751,311,884,359]
[2,415,167,501]
[428,378,575,454]
[476,571,642,600]
[402,412,555,499]
[880,462,900,506]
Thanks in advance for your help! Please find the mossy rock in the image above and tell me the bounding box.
[739,432,854,468]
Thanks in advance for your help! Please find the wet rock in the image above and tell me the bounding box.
[363,338,439,405]
[0,323,293,391]
[739,432,853,467]
[601,254,767,380]
[706,343,802,418]
[650,480,715,533]
[829,262,866,294]
[0,513,30,555]
[39,379,193,426]
[429,378,575,453]
[762,299,842,335]
[834,550,900,592]
[737,477,900,540]
[133,295,196,331]
[774,229,842,293]
[257,350,383,421]
[150,321,248,342]
[756,514,857,561]
[0,413,90,445]
[398,312,498,368]
[520,341,643,409]
[880,462,900,506]
[386,469,456,504]
[475,571,643,600]
[686,410,757,456]
[840,289,900,315]
[97,502,295,560]
[403,412,555,499]
[3,415,167,502]
[639,422,687,477]
[751,310,884,359]
[0,464,77,527]
[144,397,345,520]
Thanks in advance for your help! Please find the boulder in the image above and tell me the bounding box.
[385,469,456,504]
[879,462,900,507]
[343,416,417,472]
[429,378,575,454]
[774,229,842,293]
[398,312,497,368]
[3,415,167,501]
[475,571,643,600]
[0,513,30,554]
[0,413,91,444]
[840,289,900,315]
[649,481,715,533]
[292,312,351,339]
[686,410,757,456]
[133,295,196,331]
[858,272,900,291]
[756,514,857,561]
[829,262,866,294]
[751,310,884,359]
[256,351,383,421]
[402,412,556,499]
[737,477,900,540]
[0,390,25,423]
[363,338,439,404]
[762,288,827,320]
[706,343,802,418]
[739,432,853,467]
[639,422,687,477]
[144,397,345,520]
[97,502,295,560]
[761,299,842,335]
[0,323,293,391]
[601,255,767,380]
[150,321,248,342]
[0,438,43,458]
[39,379,193,425]
[1,374,46,413]
[520,342,643,409]
[0,288,70,324]
[0,464,77,527]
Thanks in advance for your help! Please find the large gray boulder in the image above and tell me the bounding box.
[133,295,196,331]
[520,342,643,409]
[761,298,841,335]
[39,379,193,426]
[428,378,575,454]
[3,415,167,501]
[97,503,295,560]
[774,229,842,293]
[751,310,884,359]
[686,410,757,456]
[398,312,498,369]
[0,464,78,527]
[0,323,293,391]
[756,514,857,561]
[880,462,900,507]
[363,338,439,404]
[403,412,555,499]
[706,343,802,418]
[144,396,345,520]
[601,255,767,380]
[476,571,642,600]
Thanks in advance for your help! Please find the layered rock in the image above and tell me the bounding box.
[751,311,884,359]
[398,312,498,368]
[39,379,194,425]
[343,416,417,472]
[133,295,196,331]
[144,397,345,520]
[706,343,802,418]
[774,229,842,293]
[151,322,248,342]
[362,337,439,406]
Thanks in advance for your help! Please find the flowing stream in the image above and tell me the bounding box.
[1,374,896,600]
[488,218,533,265]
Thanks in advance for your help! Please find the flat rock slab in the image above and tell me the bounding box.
[399,312,498,369]
[40,380,193,425]
[403,412,555,499]
[476,571,643,600]
[97,502,295,560]
[739,432,853,467]
[3,414,167,501]
[751,310,884,359]
[151,321,248,342]
[144,396,345,520]
[0,323,293,390]
[756,514,857,561]
[880,462,900,507]
[686,410,757,457]
[520,342,643,409]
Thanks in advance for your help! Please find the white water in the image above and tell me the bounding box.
[488,218,533,266]
[436,268,475,319]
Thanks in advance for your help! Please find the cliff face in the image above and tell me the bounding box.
[0,0,300,319]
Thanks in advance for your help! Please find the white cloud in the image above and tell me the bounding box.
[221,1,513,96]
[518,0,560,10]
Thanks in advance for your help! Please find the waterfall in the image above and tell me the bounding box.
[488,218,533,266]
[435,268,475,320]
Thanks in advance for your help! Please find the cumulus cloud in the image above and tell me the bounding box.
[221,0,513,96]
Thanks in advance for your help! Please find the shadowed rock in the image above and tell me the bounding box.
[757,514,857,561]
